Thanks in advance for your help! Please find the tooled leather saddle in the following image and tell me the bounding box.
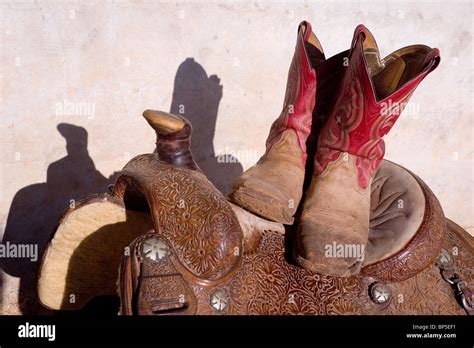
[38,110,473,315]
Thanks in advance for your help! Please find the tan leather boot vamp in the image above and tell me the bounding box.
[231,130,305,224]
[295,153,369,276]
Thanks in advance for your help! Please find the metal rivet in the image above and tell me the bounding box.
[141,237,169,261]
[210,290,228,312]
[369,283,391,304]
[436,249,453,269]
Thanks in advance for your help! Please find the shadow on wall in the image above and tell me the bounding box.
[0,58,242,314]
[0,124,117,314]
[170,58,243,196]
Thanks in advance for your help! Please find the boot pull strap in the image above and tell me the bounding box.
[421,48,441,74]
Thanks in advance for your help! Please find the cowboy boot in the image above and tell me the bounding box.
[295,25,440,276]
[230,21,325,224]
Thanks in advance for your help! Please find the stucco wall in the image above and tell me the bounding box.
[1,0,472,313]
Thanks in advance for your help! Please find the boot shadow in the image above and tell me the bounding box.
[169,58,243,196]
[1,124,117,314]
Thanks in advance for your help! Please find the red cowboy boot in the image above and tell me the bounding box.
[230,21,325,224]
[295,25,440,276]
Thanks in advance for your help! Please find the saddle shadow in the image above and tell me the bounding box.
[57,215,150,315]
[55,182,161,315]
[1,124,117,314]
[169,58,243,196]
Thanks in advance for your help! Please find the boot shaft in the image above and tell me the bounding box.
[303,50,349,188]
[265,21,324,164]
[229,21,325,224]
[316,25,440,188]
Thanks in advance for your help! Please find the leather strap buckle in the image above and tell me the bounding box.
[437,249,474,315]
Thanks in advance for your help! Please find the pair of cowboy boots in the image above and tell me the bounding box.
[230,21,440,276]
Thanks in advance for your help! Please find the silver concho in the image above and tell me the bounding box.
[369,282,391,304]
[141,237,169,261]
[210,290,228,312]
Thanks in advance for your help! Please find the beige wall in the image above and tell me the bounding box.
[1,0,472,313]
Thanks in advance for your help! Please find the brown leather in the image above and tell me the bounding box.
[121,223,469,315]
[112,111,243,287]
[115,111,468,315]
[113,162,243,282]
[143,109,199,171]
[119,156,474,315]
[367,45,436,100]
[37,110,471,315]
[117,124,470,314]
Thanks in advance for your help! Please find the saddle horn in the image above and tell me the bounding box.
[143,110,200,171]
